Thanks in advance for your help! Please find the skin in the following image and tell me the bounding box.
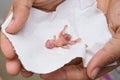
[87,0,120,79]
[0,0,120,80]
[1,0,64,77]
[45,25,81,49]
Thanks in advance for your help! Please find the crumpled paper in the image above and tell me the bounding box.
[1,0,111,74]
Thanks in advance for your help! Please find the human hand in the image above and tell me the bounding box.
[0,0,64,77]
[40,58,91,80]
[87,0,120,79]
[6,0,64,34]
[40,0,120,80]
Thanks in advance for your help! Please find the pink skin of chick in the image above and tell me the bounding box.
[45,25,81,49]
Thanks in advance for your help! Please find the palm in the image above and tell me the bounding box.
[98,0,120,35]
[107,0,120,35]
[33,0,64,12]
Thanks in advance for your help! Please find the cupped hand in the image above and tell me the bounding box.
[40,58,91,80]
[87,0,120,79]
[0,0,64,77]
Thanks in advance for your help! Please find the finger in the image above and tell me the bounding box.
[107,1,120,36]
[97,0,110,16]
[21,67,33,77]
[64,57,82,66]
[1,32,16,59]
[96,59,120,78]
[6,0,34,34]
[6,57,21,75]
[21,70,33,77]
[33,0,64,12]
[41,63,91,80]
[87,38,120,79]
[97,64,119,78]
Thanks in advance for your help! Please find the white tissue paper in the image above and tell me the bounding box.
[1,0,111,74]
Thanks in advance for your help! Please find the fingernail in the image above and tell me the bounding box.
[91,68,100,79]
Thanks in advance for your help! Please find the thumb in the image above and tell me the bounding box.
[87,37,120,79]
[6,0,34,34]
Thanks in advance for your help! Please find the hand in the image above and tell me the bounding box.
[0,0,64,77]
[6,0,64,34]
[40,0,120,80]
[87,0,120,79]
[40,58,91,80]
